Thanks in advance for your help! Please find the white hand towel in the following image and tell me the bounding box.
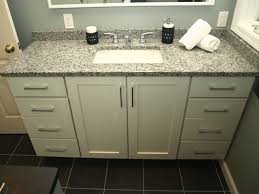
[197,34,220,52]
[179,19,212,50]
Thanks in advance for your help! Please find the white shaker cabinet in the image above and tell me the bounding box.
[127,77,190,159]
[65,77,128,158]
[7,77,80,158]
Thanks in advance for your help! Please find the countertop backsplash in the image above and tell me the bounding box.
[31,28,227,42]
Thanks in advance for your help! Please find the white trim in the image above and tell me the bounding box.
[219,160,239,194]
[3,0,19,45]
[231,0,259,52]
[47,0,215,9]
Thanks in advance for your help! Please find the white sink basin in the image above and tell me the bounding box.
[93,49,163,64]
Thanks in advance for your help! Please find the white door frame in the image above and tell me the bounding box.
[2,0,19,45]
[0,0,20,64]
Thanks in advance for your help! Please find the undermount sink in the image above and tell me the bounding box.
[93,49,163,64]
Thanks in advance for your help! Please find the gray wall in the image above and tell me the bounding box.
[226,92,259,194]
[8,0,236,48]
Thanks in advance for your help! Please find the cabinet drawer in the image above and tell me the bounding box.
[7,77,67,97]
[189,77,254,98]
[23,117,76,139]
[178,141,230,159]
[30,138,80,157]
[15,98,71,117]
[182,118,238,140]
[186,98,246,118]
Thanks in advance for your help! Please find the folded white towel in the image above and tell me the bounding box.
[179,19,212,50]
[197,34,220,52]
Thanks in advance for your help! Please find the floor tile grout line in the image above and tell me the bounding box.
[144,189,184,192]
[184,190,228,193]
[64,187,104,190]
[5,135,24,166]
[213,160,226,192]
[37,157,43,167]
[142,160,145,194]
[188,191,227,193]
[11,154,37,157]
[103,159,109,194]
[177,160,185,194]
[64,158,75,194]
[61,187,223,192]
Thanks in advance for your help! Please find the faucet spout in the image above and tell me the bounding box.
[125,33,132,46]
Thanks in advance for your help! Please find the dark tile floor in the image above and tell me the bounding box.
[0,135,230,194]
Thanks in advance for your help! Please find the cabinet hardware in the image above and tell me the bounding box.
[120,86,122,108]
[194,151,216,155]
[104,32,118,44]
[45,146,67,152]
[209,85,236,91]
[204,108,228,113]
[5,43,15,53]
[24,84,48,90]
[131,87,134,107]
[31,105,55,112]
[140,32,155,44]
[38,127,61,132]
[0,182,6,192]
[198,129,223,134]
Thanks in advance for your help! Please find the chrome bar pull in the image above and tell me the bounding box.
[194,151,216,155]
[131,87,134,108]
[209,85,236,91]
[24,83,48,90]
[120,85,122,108]
[38,127,61,132]
[204,108,228,113]
[45,146,67,152]
[198,129,223,134]
[31,105,55,112]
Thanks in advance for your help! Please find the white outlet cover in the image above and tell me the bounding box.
[217,11,229,28]
[63,14,74,29]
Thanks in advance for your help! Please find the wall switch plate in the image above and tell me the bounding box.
[217,11,229,27]
[63,14,74,29]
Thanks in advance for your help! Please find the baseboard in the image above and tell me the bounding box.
[219,160,239,194]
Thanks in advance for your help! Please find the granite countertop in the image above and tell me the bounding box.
[0,30,259,77]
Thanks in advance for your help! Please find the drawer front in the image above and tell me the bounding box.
[182,118,238,140]
[15,98,70,117]
[186,98,247,118]
[30,138,80,157]
[178,141,231,159]
[23,117,76,139]
[7,77,67,97]
[189,77,254,98]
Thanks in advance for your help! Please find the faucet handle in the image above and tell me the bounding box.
[104,32,118,44]
[140,32,154,44]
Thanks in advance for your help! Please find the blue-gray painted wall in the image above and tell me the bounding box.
[7,0,236,48]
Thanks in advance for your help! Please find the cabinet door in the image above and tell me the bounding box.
[66,77,128,158]
[128,77,190,159]
[0,77,25,133]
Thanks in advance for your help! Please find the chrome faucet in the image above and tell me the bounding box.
[125,32,132,46]
[140,32,154,44]
[104,32,118,44]
[253,24,259,35]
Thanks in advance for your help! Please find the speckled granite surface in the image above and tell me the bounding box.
[0,29,258,77]
[31,28,226,41]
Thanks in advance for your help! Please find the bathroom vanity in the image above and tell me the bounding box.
[0,29,258,160]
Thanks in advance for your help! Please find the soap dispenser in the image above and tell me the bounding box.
[162,17,175,44]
